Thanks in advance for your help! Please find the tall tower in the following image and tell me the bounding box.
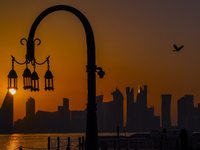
[126,87,135,131]
[96,95,103,132]
[63,98,69,109]
[135,85,147,131]
[58,98,70,132]
[25,97,36,133]
[161,94,171,129]
[0,91,14,134]
[26,97,35,118]
[178,95,194,130]
[111,87,124,130]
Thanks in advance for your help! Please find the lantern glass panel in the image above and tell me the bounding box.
[31,71,39,91]
[7,69,18,90]
[23,68,32,90]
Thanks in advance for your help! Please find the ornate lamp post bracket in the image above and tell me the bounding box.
[8,5,105,150]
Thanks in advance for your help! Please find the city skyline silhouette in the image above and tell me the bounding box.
[1,85,200,133]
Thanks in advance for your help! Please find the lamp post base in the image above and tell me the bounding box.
[85,109,98,150]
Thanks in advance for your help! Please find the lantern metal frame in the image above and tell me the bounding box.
[7,58,18,90]
[22,66,32,90]
[44,58,54,91]
[9,44,52,91]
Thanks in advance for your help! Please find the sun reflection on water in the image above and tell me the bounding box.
[6,134,23,150]
[0,133,88,149]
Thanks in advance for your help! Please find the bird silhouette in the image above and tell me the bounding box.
[173,44,184,51]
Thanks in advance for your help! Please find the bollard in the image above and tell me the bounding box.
[79,137,81,150]
[66,137,70,150]
[48,137,50,150]
[57,137,60,150]
[117,126,119,150]
[82,136,84,150]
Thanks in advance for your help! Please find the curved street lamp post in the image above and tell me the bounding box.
[7,5,105,150]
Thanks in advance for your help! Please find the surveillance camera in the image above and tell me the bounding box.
[98,70,105,78]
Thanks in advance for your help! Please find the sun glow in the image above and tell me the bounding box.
[9,89,16,95]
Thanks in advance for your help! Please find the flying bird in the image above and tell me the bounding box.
[173,44,184,51]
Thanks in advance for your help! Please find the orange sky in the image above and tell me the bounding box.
[1,0,200,126]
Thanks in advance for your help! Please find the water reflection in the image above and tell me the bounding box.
[6,134,22,150]
[0,133,131,149]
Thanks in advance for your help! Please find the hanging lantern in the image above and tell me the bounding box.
[7,69,18,90]
[44,69,54,91]
[22,67,32,90]
[31,71,39,91]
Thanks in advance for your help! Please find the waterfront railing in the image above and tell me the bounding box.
[15,135,200,150]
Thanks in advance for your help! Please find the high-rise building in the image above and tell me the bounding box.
[71,110,86,132]
[58,98,70,120]
[134,85,147,131]
[0,91,14,134]
[96,95,104,132]
[147,106,160,130]
[178,95,194,130]
[161,94,171,129]
[102,101,114,132]
[102,88,124,132]
[126,87,135,131]
[111,87,124,130]
[58,98,70,132]
[25,97,36,133]
[26,97,35,118]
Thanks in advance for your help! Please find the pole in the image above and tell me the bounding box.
[67,137,70,150]
[117,126,119,149]
[117,126,119,138]
[79,137,81,150]
[25,5,98,150]
[82,136,84,150]
[48,137,50,150]
[57,137,60,150]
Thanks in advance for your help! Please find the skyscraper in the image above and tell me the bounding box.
[102,101,114,132]
[126,87,135,131]
[71,110,86,132]
[135,85,147,131]
[96,95,104,132]
[161,94,171,129]
[25,97,36,133]
[26,97,35,118]
[111,87,124,130]
[0,91,14,134]
[147,106,160,130]
[58,98,70,132]
[178,95,194,129]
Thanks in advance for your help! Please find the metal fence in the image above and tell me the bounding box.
[98,137,197,150]
[15,136,200,150]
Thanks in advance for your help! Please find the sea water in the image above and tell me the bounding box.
[0,133,85,150]
[0,133,130,150]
